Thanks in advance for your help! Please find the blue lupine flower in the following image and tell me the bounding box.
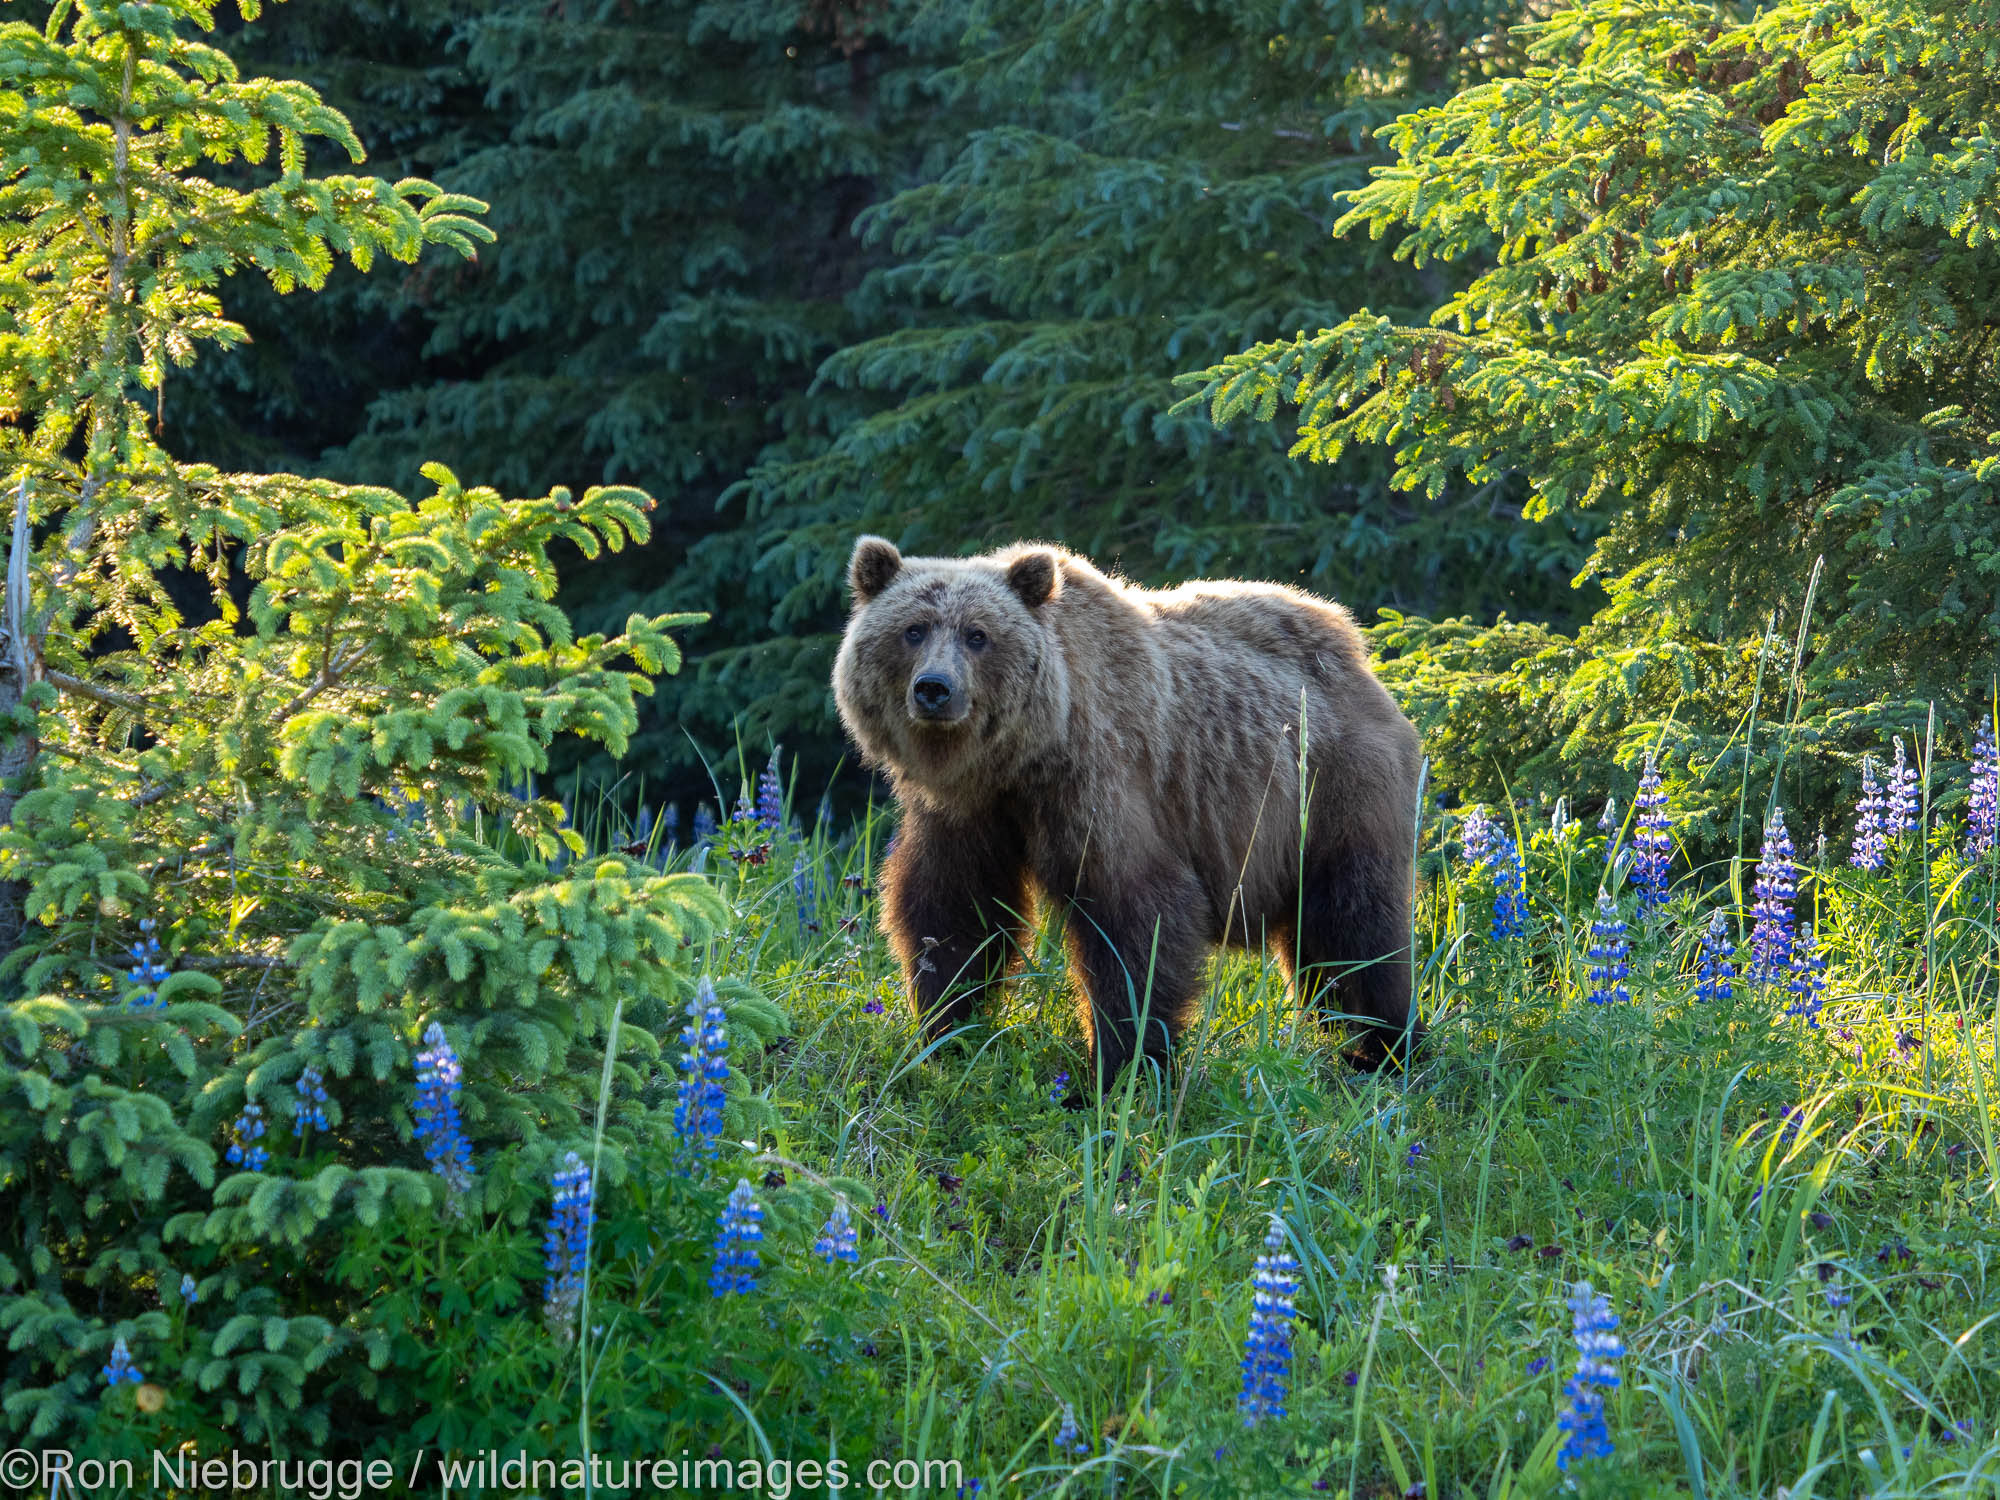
[1048,1070,1071,1104]
[693,803,717,843]
[1527,1356,1550,1375]
[673,979,730,1170]
[125,918,172,1010]
[813,1196,860,1265]
[1886,737,1921,839]
[1850,757,1889,870]
[1406,1140,1426,1167]
[542,1151,593,1342]
[225,1102,269,1172]
[1696,910,1734,1002]
[1748,809,1799,986]
[1968,724,1997,858]
[1238,1212,1301,1427]
[102,1335,142,1386]
[1632,753,1672,912]
[179,1273,198,1304]
[709,1179,764,1297]
[413,1022,474,1200]
[633,803,654,849]
[1460,805,1498,869]
[662,802,680,850]
[1586,893,1631,1005]
[1054,1403,1092,1454]
[756,750,785,831]
[293,1065,329,1140]
[1785,928,1827,1025]
[793,855,820,933]
[1490,833,1529,939]
[862,997,886,1016]
[1556,1282,1624,1470]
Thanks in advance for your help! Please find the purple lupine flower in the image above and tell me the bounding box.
[1632,753,1672,912]
[693,803,717,843]
[1886,737,1921,839]
[225,1102,269,1172]
[292,1065,329,1140]
[543,1152,593,1343]
[1054,1403,1092,1455]
[1238,1213,1301,1427]
[1490,833,1529,939]
[413,1023,473,1200]
[1555,1283,1623,1470]
[125,918,171,1010]
[709,1179,764,1298]
[1695,910,1734,1002]
[102,1335,142,1386]
[673,979,730,1170]
[1748,809,1798,986]
[662,802,680,850]
[1406,1140,1426,1167]
[1586,893,1631,1005]
[1967,723,1997,858]
[1850,758,1889,871]
[1460,806,1498,870]
[813,1197,860,1265]
[1048,1070,1071,1104]
[1785,927,1826,1025]
[755,750,785,831]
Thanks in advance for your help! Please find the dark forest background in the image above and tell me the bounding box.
[177,0,1593,811]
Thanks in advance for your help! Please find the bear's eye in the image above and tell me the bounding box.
[903,624,928,646]
[964,628,988,650]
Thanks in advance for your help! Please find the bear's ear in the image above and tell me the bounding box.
[1005,549,1060,609]
[848,535,902,603]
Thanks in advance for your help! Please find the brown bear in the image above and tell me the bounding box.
[832,535,1424,1093]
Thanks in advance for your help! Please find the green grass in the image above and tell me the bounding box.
[608,791,2000,1500]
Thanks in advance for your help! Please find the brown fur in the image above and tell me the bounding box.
[832,535,1425,1092]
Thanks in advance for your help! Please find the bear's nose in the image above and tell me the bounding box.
[911,674,955,715]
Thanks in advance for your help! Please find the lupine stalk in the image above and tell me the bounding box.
[1785,927,1827,1025]
[1631,753,1672,912]
[709,1179,764,1298]
[673,979,730,1170]
[756,749,785,830]
[1586,893,1630,1005]
[1556,1282,1623,1470]
[125,918,171,1010]
[102,1336,143,1386]
[542,1152,593,1343]
[293,1065,329,1140]
[1490,833,1529,939]
[1967,723,1997,858]
[813,1196,859,1265]
[1460,805,1497,869]
[693,803,717,843]
[1238,1213,1301,1427]
[225,1102,269,1172]
[413,1023,474,1201]
[1850,758,1888,871]
[1695,910,1734,1002]
[1748,810,1798,986]
[1886,737,1921,839]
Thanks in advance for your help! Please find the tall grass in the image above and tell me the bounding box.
[538,750,1999,1499]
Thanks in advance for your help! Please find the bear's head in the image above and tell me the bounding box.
[832,536,1071,805]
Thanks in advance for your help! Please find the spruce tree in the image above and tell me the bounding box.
[1185,0,2000,830]
[0,0,773,1450]
[664,0,1579,782]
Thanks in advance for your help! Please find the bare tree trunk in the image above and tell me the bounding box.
[0,477,39,979]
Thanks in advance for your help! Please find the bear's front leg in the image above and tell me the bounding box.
[878,809,1030,1041]
[1061,866,1209,1096]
